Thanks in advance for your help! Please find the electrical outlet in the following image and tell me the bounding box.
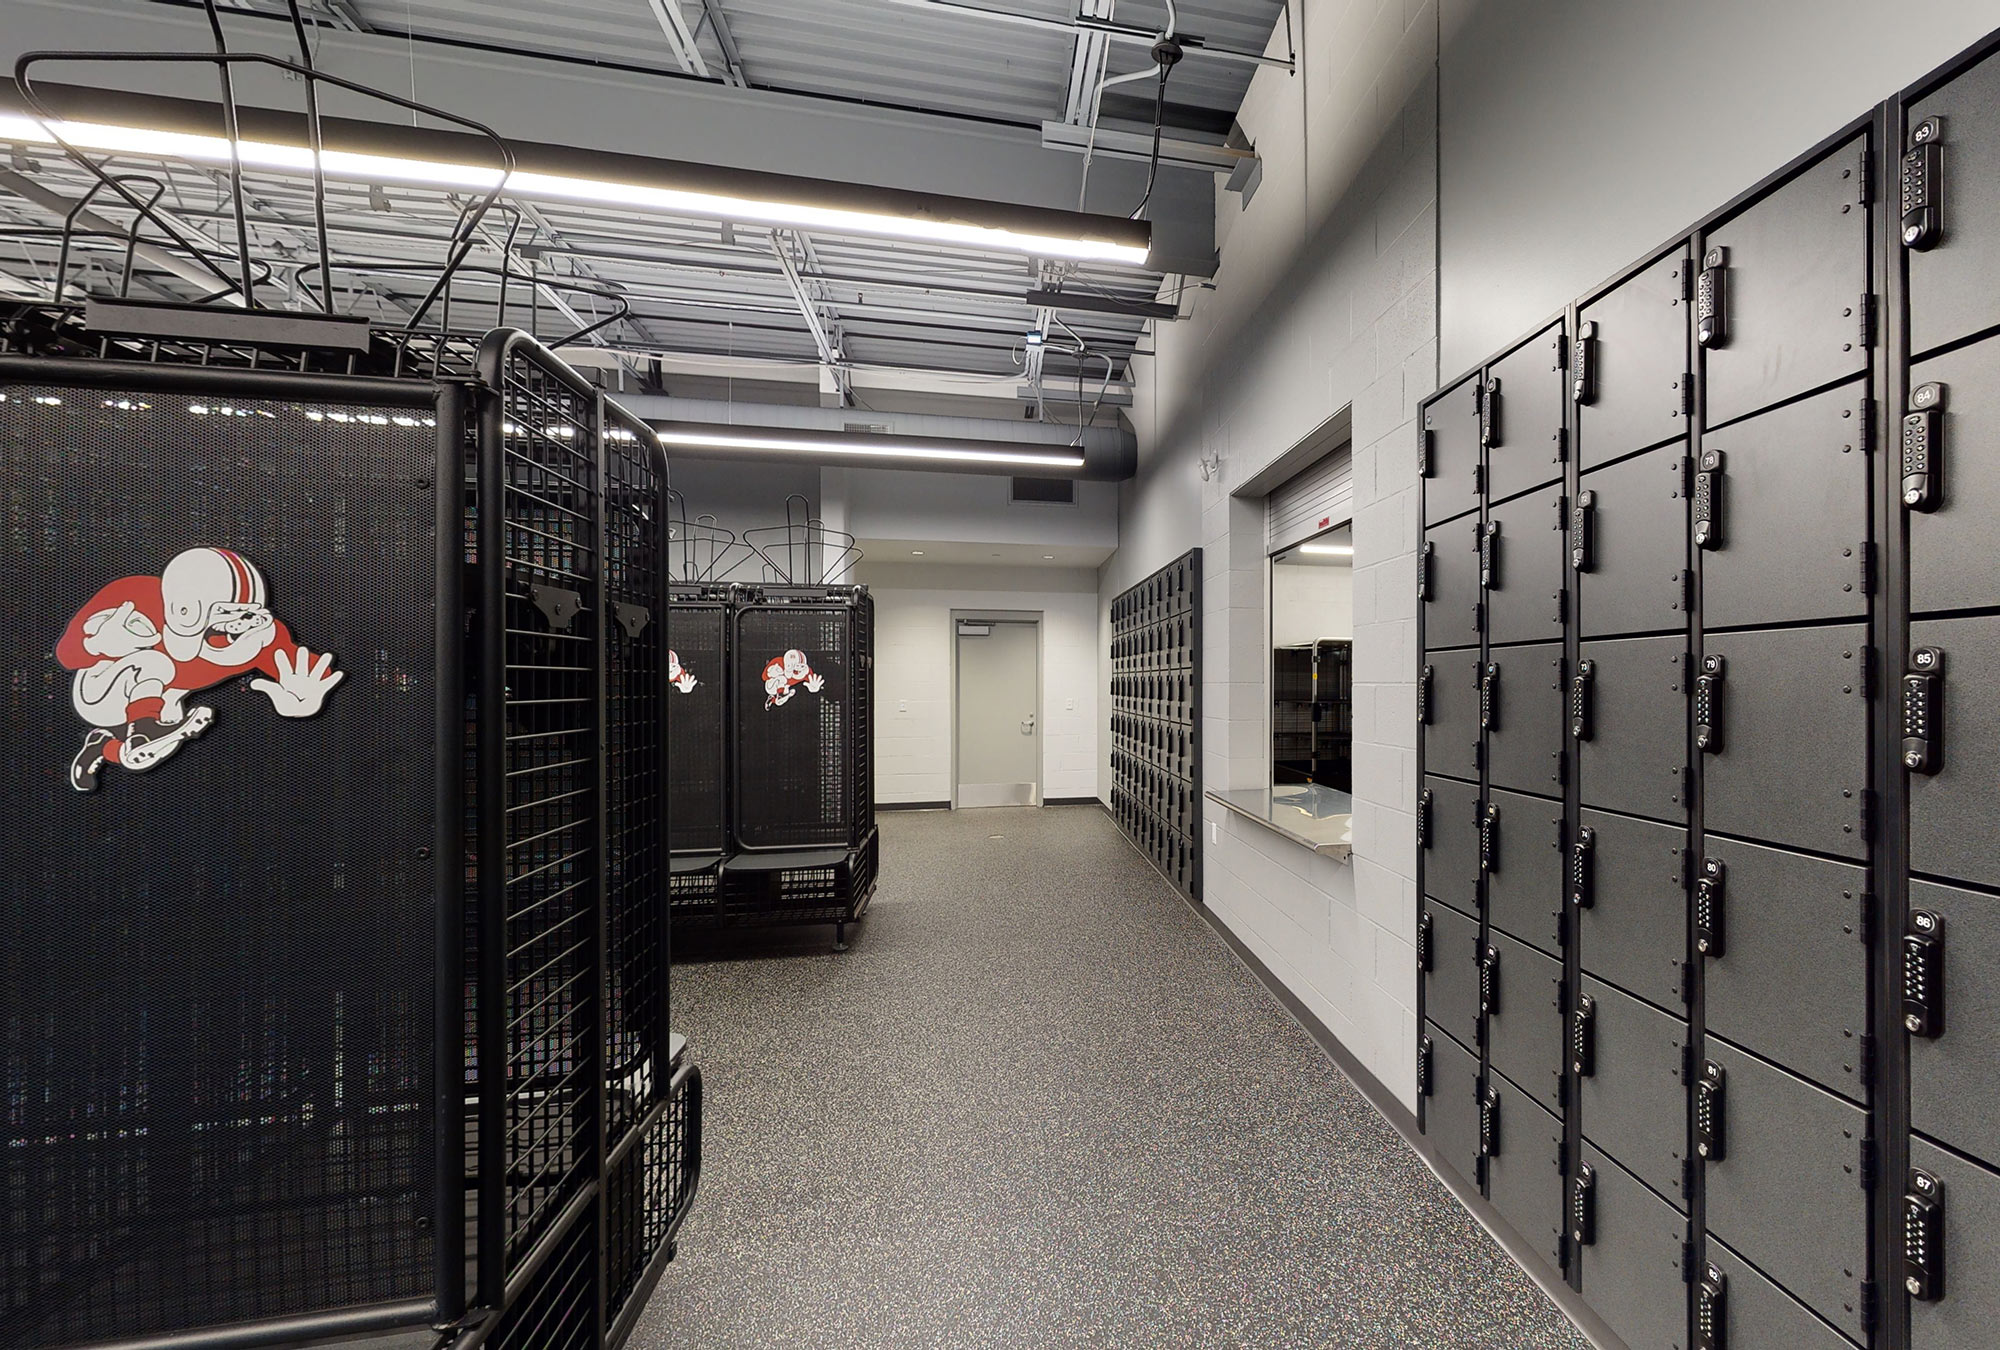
[1211,821,1220,844]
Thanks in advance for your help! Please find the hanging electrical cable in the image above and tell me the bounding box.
[1126,38,1181,221]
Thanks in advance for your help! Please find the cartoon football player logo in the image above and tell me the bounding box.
[761,648,825,709]
[669,649,699,694]
[56,547,343,792]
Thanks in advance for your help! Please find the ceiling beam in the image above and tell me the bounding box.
[695,0,750,88]
[870,0,1291,70]
[640,0,712,80]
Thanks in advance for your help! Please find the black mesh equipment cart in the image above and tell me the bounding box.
[666,583,732,921]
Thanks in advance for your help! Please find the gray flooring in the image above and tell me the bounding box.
[633,806,1589,1350]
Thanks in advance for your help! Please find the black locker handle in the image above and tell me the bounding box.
[1417,788,1433,849]
[1573,320,1597,405]
[1695,1059,1726,1161]
[1480,662,1498,732]
[1571,489,1595,572]
[1905,1168,1945,1301]
[1695,1263,1727,1350]
[1693,448,1724,549]
[1696,244,1727,348]
[1904,909,1944,1038]
[1479,802,1498,874]
[1695,653,1725,753]
[1479,945,1499,1015]
[1418,665,1433,727]
[1903,381,1944,512]
[1695,857,1726,958]
[1479,520,1500,590]
[1901,116,1943,251]
[1570,659,1594,742]
[1418,1034,1433,1097]
[1572,992,1596,1077]
[1903,646,1944,774]
[1419,425,1434,478]
[1418,541,1434,603]
[1478,1082,1500,1157]
[1417,910,1434,973]
[1571,1163,1597,1246]
[1569,825,1595,910]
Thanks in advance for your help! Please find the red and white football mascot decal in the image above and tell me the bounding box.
[57,547,343,792]
[761,648,824,709]
[668,649,699,694]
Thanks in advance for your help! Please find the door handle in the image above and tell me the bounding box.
[1021,718,1036,734]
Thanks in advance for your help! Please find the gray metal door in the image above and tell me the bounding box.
[1699,381,1871,630]
[956,619,1040,807]
[1577,248,1692,468]
[1486,928,1564,1114]
[1421,648,1480,785]
[1422,774,1481,919]
[1486,642,1564,797]
[1701,624,1869,860]
[1578,1144,1691,1350]
[1423,517,1482,652]
[1908,1138,2000,1350]
[1909,615,2000,889]
[1486,323,1567,504]
[1908,49,2000,358]
[1424,374,1484,526]
[1703,135,1870,429]
[1910,334,2000,615]
[1423,899,1481,1053]
[1486,486,1566,648]
[1701,837,1868,1100]
[1577,808,1689,1014]
[1485,1070,1565,1274]
[1579,975,1689,1208]
[1577,440,1688,639]
[1577,633,1689,823]
[1700,1039,1869,1340]
[1704,1238,1857,1350]
[1487,787,1561,956]
[1422,1024,1482,1185]
[1909,879,2000,1168]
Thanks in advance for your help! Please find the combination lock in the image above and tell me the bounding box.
[1479,520,1500,590]
[1418,665,1433,727]
[1902,116,1943,251]
[1479,1083,1500,1157]
[1692,448,1724,549]
[1695,1059,1726,1161]
[1695,1263,1727,1350]
[1903,381,1944,511]
[1480,663,1499,732]
[1571,1163,1597,1246]
[1571,490,1595,572]
[1904,909,1943,1038]
[1479,803,1498,874]
[1481,375,1502,448]
[1572,993,1597,1077]
[1695,856,1726,958]
[1570,660,1595,741]
[1572,320,1597,404]
[1903,646,1943,774]
[1905,1168,1944,1301]
[1418,788,1433,848]
[1569,825,1596,910]
[1418,541,1434,602]
[1696,245,1728,348]
[1480,945,1500,1016]
[1418,1035,1433,1097]
[1695,654,1725,753]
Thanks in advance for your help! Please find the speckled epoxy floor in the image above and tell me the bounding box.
[633,806,1589,1350]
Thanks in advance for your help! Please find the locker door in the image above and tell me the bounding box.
[1422,774,1481,918]
[1486,787,1561,955]
[1910,334,2000,614]
[1421,1024,1482,1185]
[1703,136,1870,429]
[1424,374,1483,526]
[1577,248,1692,468]
[1699,381,1870,630]
[1908,615,2000,889]
[1700,1040,1869,1340]
[1578,1144,1690,1350]
[1701,838,1868,1100]
[1421,647,1480,784]
[1485,1070,1565,1274]
[1486,642,1564,797]
[1486,323,1566,504]
[1908,1139,2000,1350]
[1576,808,1689,1014]
[1577,633,1689,823]
[1423,899,1481,1053]
[1422,516,1483,651]
[1486,929,1564,1114]
[1577,440,1688,638]
[1703,1239,1857,1350]
[1908,879,2000,1167]
[1485,485,1566,648]
[1579,976,1689,1208]
[1701,625,1869,860]
[1908,49,2000,357]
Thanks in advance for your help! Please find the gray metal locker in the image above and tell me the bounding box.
[1485,1069,1565,1274]
[1423,516,1483,651]
[1698,381,1872,630]
[1421,1023,1482,1185]
[1485,928,1564,1114]
[1578,975,1689,1209]
[1576,808,1689,1014]
[1576,439,1689,639]
[1486,642,1565,798]
[1422,774,1481,918]
[1908,1138,2000,1350]
[1702,1239,1858,1350]
[1485,485,1567,648]
[1576,633,1689,823]
[1421,648,1481,785]
[1577,1144,1690,1350]
[1576,248,1692,469]
[1702,135,1871,430]
[1909,334,2000,615]
[1700,624,1870,860]
[1908,879,2000,1168]
[1423,898,1481,1053]
[1907,615,2000,889]
[1700,1040,1870,1341]
[1424,375,1484,527]
[1907,48,2000,358]
[1486,323,1567,504]
[1486,787,1562,955]
[1700,837,1869,1101]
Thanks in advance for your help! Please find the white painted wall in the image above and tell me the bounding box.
[842,467,1118,552]
[862,563,1102,806]
[1272,563,1356,646]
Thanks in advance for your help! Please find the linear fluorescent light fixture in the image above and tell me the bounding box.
[0,111,1151,265]
[1298,544,1354,556]
[655,424,1087,470]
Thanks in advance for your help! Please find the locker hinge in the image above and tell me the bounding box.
[1554,425,1569,464]
[1473,601,1485,634]
[1859,788,1876,839]
[1860,1278,1880,1334]
[1858,890,1875,947]
[1552,327,1567,371]
[1677,567,1694,613]
[1858,542,1875,597]
[1556,908,1569,951]
[1680,375,1695,416]
[1857,146,1871,206]
[1681,1240,1697,1283]
[1471,463,1485,496]
[1859,1033,1876,1090]
[1859,293,1875,349]
[1859,395,1875,454]
[1859,1136,1878,1191]
[1553,586,1568,626]
[1681,1041,1696,1086]
[1680,961,1695,1009]
[1556,746,1570,789]
[1681,1156,1697,1202]
[1680,264,1694,303]
[1553,494,1568,534]
[1902,116,1943,250]
[1473,739,1485,772]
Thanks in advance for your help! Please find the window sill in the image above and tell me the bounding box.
[1206,784,1352,862]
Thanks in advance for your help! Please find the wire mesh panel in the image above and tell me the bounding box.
[480,1200,599,1350]
[0,375,446,1347]
[732,593,860,852]
[666,588,728,857]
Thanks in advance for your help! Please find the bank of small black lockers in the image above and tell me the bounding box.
[1415,25,2000,1350]
[1109,549,1201,901]
[0,317,698,1350]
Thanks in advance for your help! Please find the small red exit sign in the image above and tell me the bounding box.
[1318,516,1331,529]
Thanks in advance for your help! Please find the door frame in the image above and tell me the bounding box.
[949,609,1043,810]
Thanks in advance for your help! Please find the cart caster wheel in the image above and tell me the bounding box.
[666,1242,678,1264]
[834,923,848,953]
